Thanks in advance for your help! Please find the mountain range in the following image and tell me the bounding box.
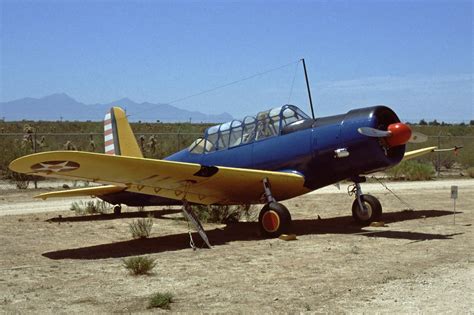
[0,93,233,123]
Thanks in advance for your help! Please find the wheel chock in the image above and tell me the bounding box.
[369,221,387,227]
[278,234,297,241]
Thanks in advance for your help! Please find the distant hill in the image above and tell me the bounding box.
[0,93,233,123]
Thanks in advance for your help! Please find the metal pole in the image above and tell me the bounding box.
[453,198,456,225]
[33,130,38,189]
[301,58,315,119]
[437,134,441,177]
[177,131,181,152]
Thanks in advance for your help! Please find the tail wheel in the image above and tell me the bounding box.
[258,202,292,238]
[352,194,382,224]
[113,204,122,215]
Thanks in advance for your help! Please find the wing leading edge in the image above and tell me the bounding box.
[402,146,461,161]
[9,151,308,205]
[403,146,438,161]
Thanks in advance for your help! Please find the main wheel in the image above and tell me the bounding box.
[258,202,292,238]
[352,194,382,224]
[113,204,122,215]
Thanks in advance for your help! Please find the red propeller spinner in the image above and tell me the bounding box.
[358,122,418,148]
[385,122,412,147]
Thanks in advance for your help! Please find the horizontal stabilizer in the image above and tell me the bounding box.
[35,185,125,200]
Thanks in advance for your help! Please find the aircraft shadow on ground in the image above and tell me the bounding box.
[46,208,182,223]
[43,209,461,260]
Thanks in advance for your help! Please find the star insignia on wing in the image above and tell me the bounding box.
[31,161,79,173]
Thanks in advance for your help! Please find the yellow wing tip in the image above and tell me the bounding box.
[34,194,48,200]
[403,146,438,161]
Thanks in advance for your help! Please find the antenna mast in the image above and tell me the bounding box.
[301,58,315,119]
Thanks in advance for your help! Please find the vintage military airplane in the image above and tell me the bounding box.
[9,104,448,246]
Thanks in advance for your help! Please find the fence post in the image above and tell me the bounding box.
[177,131,181,152]
[436,134,441,177]
[33,130,38,189]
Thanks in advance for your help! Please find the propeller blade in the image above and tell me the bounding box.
[357,127,391,138]
[409,132,428,143]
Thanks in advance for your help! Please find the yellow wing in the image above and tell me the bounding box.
[403,146,437,161]
[9,151,308,205]
[35,185,125,200]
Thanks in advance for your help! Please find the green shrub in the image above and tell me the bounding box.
[148,292,173,309]
[467,167,474,178]
[187,204,257,224]
[70,200,111,215]
[129,216,153,239]
[123,256,156,275]
[386,160,435,181]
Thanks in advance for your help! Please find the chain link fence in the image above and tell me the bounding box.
[1,132,473,191]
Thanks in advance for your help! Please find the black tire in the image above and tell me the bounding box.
[113,204,122,215]
[352,194,382,224]
[258,202,292,238]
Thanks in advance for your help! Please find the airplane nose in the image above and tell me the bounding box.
[385,122,412,147]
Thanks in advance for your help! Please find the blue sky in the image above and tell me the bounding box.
[1,0,472,122]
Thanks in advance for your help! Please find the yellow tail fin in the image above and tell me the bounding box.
[104,107,143,157]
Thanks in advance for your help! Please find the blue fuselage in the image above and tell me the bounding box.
[166,105,405,190]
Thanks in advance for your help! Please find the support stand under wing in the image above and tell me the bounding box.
[182,200,212,249]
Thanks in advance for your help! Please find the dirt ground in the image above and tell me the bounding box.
[0,179,473,313]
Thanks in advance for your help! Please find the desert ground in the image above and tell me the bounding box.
[0,179,473,313]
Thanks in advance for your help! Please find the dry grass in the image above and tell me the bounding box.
[123,256,157,275]
[386,160,435,180]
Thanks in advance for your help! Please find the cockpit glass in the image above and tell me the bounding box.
[217,122,231,150]
[281,106,310,127]
[229,120,243,147]
[204,125,219,153]
[188,105,311,153]
[242,117,256,144]
[189,138,205,154]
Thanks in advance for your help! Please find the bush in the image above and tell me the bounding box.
[467,167,474,178]
[385,160,435,181]
[148,292,173,309]
[129,216,153,239]
[187,204,257,224]
[8,171,30,189]
[70,200,111,215]
[123,256,156,275]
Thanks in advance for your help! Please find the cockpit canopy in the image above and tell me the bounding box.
[188,105,311,154]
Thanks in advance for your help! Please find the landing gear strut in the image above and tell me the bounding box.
[113,204,122,215]
[182,200,212,249]
[349,176,382,224]
[258,178,292,237]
